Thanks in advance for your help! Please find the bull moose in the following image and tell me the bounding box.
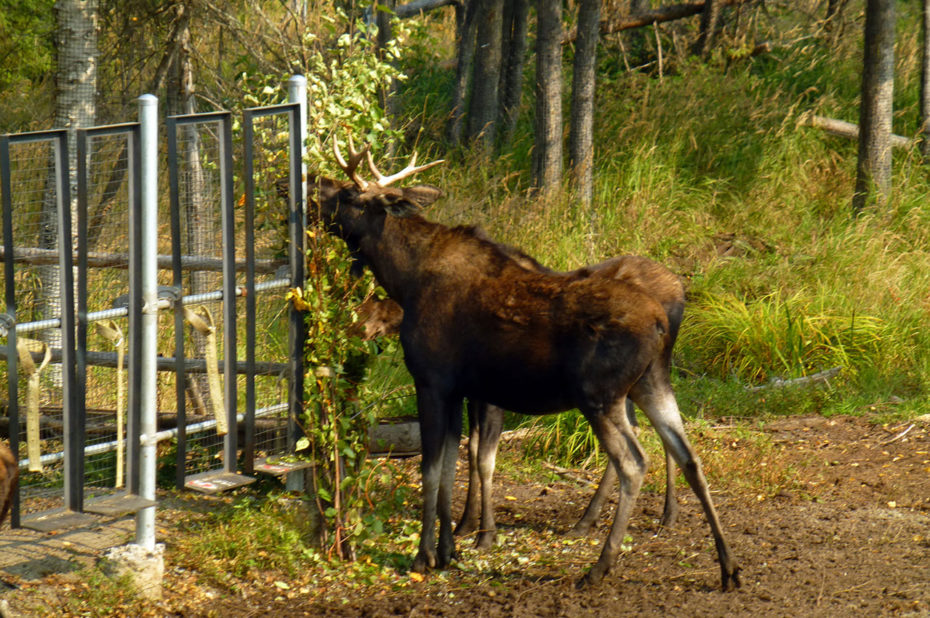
[358,253,686,549]
[309,136,740,590]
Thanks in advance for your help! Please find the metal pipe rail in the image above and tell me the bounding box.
[0,277,290,337]
[17,403,289,470]
[0,245,287,274]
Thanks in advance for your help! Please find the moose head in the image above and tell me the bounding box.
[310,135,444,246]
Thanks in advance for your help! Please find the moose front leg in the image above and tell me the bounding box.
[412,387,463,573]
[436,401,463,567]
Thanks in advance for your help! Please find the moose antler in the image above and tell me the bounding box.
[366,150,445,188]
[333,129,444,189]
[332,133,371,190]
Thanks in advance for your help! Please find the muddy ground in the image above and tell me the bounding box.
[2,414,929,616]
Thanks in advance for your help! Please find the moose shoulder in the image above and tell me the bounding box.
[307,140,739,590]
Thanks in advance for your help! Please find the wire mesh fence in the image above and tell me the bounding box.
[243,109,294,465]
[170,114,233,484]
[0,91,306,529]
[80,130,133,501]
[1,134,70,517]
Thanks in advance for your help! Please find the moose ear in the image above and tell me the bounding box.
[378,195,421,217]
[402,185,442,208]
[311,176,349,202]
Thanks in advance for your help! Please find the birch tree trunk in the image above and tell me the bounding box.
[173,3,213,413]
[533,0,563,195]
[853,0,896,212]
[921,0,930,159]
[498,0,529,144]
[467,0,504,151]
[40,0,98,385]
[448,0,478,143]
[569,0,601,207]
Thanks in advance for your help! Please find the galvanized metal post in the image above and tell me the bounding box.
[136,94,159,549]
[287,75,307,213]
[285,75,307,493]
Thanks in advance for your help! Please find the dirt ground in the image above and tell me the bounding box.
[2,413,929,616]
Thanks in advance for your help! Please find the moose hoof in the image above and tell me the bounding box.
[576,565,607,589]
[474,531,495,551]
[454,519,478,537]
[567,521,594,538]
[436,547,457,570]
[658,506,679,530]
[721,564,742,591]
[411,550,436,574]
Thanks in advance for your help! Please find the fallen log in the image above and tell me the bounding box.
[802,114,914,150]
[563,0,750,44]
[368,416,420,456]
[395,0,459,19]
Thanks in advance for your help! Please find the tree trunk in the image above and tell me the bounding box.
[467,0,504,151]
[853,0,896,212]
[40,0,98,385]
[533,0,563,195]
[376,0,399,156]
[174,3,215,408]
[921,0,930,159]
[448,0,478,143]
[692,0,722,58]
[569,0,601,207]
[498,0,529,144]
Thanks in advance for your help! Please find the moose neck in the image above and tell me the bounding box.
[356,214,445,307]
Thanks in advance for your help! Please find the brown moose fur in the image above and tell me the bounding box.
[357,255,687,549]
[0,442,17,528]
[310,172,739,590]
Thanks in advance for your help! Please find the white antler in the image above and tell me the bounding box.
[366,149,445,188]
[333,129,444,189]
[332,133,371,190]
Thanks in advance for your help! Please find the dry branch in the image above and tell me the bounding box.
[747,366,841,392]
[543,461,596,488]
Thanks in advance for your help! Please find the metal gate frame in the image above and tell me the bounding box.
[0,129,79,529]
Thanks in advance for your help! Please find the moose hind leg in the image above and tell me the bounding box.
[473,403,503,549]
[577,400,647,588]
[570,463,617,536]
[659,449,679,529]
[455,400,482,537]
[634,386,740,591]
[626,398,678,529]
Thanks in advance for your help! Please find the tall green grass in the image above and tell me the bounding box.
[373,3,930,462]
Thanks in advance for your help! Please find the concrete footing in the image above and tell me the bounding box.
[101,543,165,601]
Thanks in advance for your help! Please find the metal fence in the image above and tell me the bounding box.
[0,76,309,542]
